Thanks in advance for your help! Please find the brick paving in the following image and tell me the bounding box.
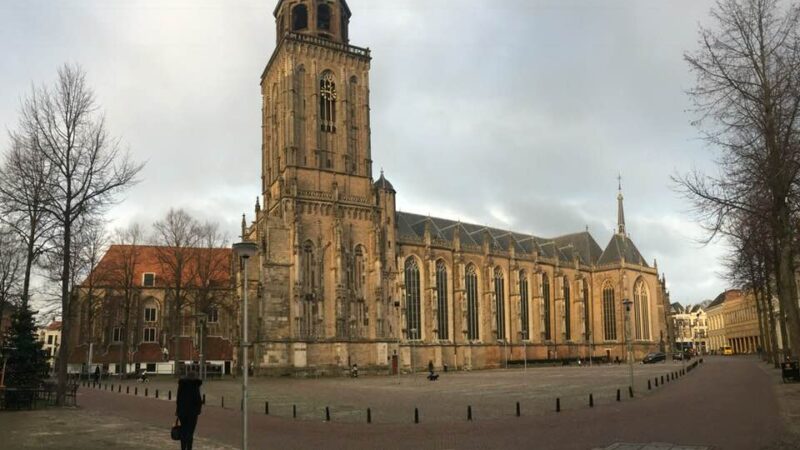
[71,356,783,449]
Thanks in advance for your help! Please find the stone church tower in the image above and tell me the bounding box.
[246,0,399,372]
[241,0,670,375]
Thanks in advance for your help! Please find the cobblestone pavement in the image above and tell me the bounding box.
[70,356,786,449]
[0,407,235,449]
[106,360,693,424]
[594,444,710,450]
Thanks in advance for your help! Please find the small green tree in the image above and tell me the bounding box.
[2,306,48,388]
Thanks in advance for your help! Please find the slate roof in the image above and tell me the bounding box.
[596,234,650,267]
[373,173,396,193]
[395,211,614,266]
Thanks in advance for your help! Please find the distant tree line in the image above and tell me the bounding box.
[676,0,800,364]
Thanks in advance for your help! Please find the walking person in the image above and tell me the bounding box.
[175,371,202,450]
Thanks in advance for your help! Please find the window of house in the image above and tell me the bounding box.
[144,307,157,322]
[602,284,617,340]
[112,327,122,342]
[319,71,337,133]
[143,273,156,287]
[47,335,53,345]
[435,260,449,340]
[317,4,332,30]
[292,4,308,30]
[143,327,157,343]
[466,264,479,341]
[494,267,505,341]
[404,257,420,340]
[208,306,219,323]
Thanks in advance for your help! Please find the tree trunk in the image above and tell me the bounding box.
[765,277,781,368]
[56,221,71,406]
[753,281,768,361]
[774,214,800,358]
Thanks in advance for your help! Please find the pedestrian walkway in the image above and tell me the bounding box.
[77,356,784,449]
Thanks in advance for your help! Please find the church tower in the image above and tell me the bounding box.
[254,0,392,369]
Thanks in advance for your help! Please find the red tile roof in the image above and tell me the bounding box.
[82,245,232,289]
[46,321,62,331]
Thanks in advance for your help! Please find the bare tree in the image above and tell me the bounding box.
[152,209,200,376]
[0,226,23,336]
[0,138,55,311]
[74,221,108,371]
[193,221,230,375]
[17,64,143,404]
[677,0,800,358]
[107,223,144,376]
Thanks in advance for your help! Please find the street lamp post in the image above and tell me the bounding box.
[622,299,634,392]
[233,242,257,450]
[191,313,208,381]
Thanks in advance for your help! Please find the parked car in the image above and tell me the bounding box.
[672,352,684,361]
[643,352,666,364]
[722,345,733,356]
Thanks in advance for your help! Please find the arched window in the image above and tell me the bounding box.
[519,271,529,340]
[494,267,505,341]
[292,4,308,30]
[542,273,551,340]
[320,71,337,133]
[294,66,307,163]
[583,279,590,341]
[602,283,617,341]
[634,279,651,340]
[404,257,421,340]
[317,4,332,30]
[466,264,479,340]
[346,76,358,173]
[435,260,449,340]
[563,277,571,341]
[353,245,365,299]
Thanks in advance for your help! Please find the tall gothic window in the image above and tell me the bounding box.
[301,241,317,338]
[542,273,551,340]
[494,267,505,341]
[466,264,479,341]
[353,245,365,298]
[435,260,449,340]
[563,277,571,341]
[519,271,529,339]
[583,279,590,341]
[320,71,337,133]
[634,278,651,340]
[317,4,332,30]
[602,283,617,341]
[292,4,308,30]
[405,257,421,340]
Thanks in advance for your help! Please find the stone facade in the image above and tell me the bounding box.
[237,0,672,375]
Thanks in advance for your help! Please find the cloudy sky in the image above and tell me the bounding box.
[0,0,730,304]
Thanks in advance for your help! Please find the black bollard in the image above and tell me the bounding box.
[629,386,634,398]
[414,407,419,424]
[293,404,297,419]
[648,379,651,390]
[156,389,159,399]
[326,406,331,422]
[118,385,121,393]
[202,394,206,405]
[135,387,138,396]
[265,401,269,415]
[145,388,148,397]
[655,377,659,387]
[556,398,561,412]
[221,396,224,408]
[367,408,371,424]
[589,394,594,408]
[616,389,621,401]
[516,401,520,417]
[168,390,172,400]
[126,386,129,394]
[111,384,114,391]
[467,405,472,421]
[661,375,664,385]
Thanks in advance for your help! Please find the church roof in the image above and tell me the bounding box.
[395,212,607,266]
[596,233,649,267]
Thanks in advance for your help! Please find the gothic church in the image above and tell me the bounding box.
[241,0,670,374]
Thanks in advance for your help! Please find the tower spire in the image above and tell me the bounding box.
[617,174,625,235]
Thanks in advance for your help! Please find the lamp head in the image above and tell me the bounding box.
[233,242,258,259]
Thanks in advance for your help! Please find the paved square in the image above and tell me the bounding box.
[111,360,691,423]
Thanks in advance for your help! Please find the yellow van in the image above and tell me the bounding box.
[722,345,733,356]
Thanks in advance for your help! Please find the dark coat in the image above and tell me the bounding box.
[176,378,203,417]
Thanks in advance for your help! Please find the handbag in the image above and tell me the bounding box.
[171,419,181,441]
